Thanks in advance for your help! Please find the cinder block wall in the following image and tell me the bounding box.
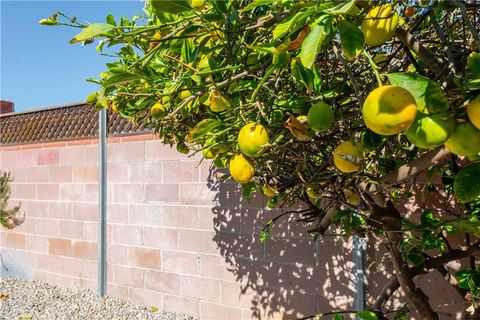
[0,134,355,319]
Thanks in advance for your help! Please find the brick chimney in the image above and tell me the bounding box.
[0,100,14,114]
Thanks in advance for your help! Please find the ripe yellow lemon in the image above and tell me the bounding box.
[262,185,277,197]
[191,0,205,10]
[444,121,480,156]
[150,102,166,119]
[229,154,254,184]
[179,89,192,100]
[307,102,334,132]
[334,141,364,173]
[238,123,269,158]
[467,96,480,129]
[362,86,417,136]
[306,182,322,199]
[361,4,399,46]
[406,112,456,149]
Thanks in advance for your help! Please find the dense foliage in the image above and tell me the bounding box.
[0,172,24,229]
[43,1,480,318]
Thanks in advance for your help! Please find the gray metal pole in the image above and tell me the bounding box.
[353,235,367,318]
[98,108,107,297]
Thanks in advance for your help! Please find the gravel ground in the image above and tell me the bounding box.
[0,278,195,320]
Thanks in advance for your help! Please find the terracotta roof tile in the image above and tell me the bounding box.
[0,103,150,146]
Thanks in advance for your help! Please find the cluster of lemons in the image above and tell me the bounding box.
[146,3,480,201]
[227,4,480,201]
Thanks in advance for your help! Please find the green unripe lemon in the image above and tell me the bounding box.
[444,121,480,156]
[307,102,334,132]
[406,113,456,149]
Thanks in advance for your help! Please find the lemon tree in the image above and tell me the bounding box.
[45,1,480,318]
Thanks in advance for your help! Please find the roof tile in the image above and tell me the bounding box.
[0,103,150,146]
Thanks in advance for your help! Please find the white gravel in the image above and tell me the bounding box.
[0,278,194,320]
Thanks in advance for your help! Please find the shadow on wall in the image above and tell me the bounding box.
[205,165,356,319]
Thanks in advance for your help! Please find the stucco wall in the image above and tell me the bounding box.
[0,135,356,319]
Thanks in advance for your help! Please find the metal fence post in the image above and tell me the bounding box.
[353,235,367,318]
[98,108,107,297]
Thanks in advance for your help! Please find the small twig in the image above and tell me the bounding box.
[429,11,456,87]
[116,92,155,97]
[334,45,364,106]
[451,0,480,49]
[395,27,446,78]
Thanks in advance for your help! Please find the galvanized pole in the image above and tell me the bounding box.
[98,108,107,297]
[353,235,367,318]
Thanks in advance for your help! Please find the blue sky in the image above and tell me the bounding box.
[1,1,144,112]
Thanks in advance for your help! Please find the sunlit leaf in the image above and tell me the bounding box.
[187,119,221,142]
[243,0,277,12]
[300,16,333,69]
[387,73,449,114]
[103,73,144,87]
[454,162,480,203]
[339,20,364,61]
[70,23,114,43]
[149,0,191,15]
[326,0,357,14]
[272,11,304,39]
[357,311,379,320]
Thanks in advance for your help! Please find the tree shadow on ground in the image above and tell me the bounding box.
[206,165,356,319]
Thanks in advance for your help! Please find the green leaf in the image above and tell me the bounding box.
[407,253,425,266]
[39,18,57,26]
[273,11,303,39]
[70,23,114,44]
[103,72,143,87]
[149,0,191,15]
[339,20,364,61]
[393,305,409,320]
[454,162,480,203]
[187,119,221,142]
[106,14,116,26]
[259,229,267,243]
[331,209,350,221]
[457,277,470,289]
[386,73,449,114]
[333,314,343,320]
[456,269,473,277]
[358,311,379,320]
[326,0,357,14]
[466,78,480,90]
[242,181,257,199]
[211,0,229,14]
[85,92,98,104]
[447,219,480,238]
[300,16,333,69]
[420,210,440,226]
[243,0,277,12]
[181,38,196,63]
